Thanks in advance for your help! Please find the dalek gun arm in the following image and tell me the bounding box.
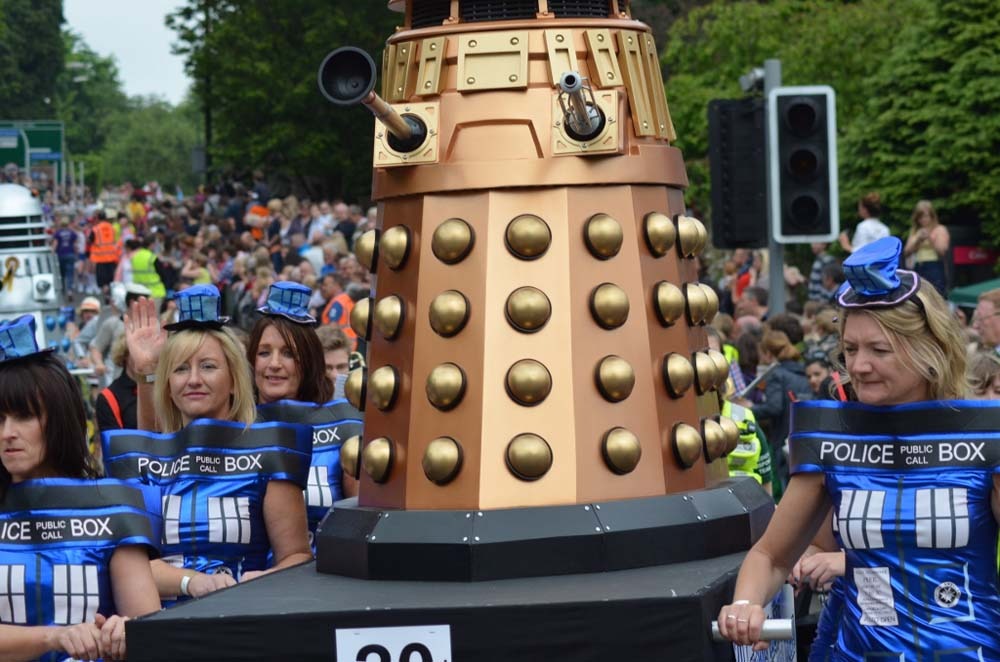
[557,71,604,142]
[318,46,427,153]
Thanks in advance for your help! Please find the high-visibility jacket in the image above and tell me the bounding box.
[724,401,772,487]
[322,292,357,343]
[131,248,166,298]
[89,222,121,263]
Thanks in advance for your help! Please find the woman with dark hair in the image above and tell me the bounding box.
[719,237,1000,659]
[250,282,363,548]
[104,285,313,604]
[0,315,160,662]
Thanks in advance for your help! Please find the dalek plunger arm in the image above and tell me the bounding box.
[318,46,426,151]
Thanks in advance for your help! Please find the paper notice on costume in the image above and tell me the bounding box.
[854,567,899,626]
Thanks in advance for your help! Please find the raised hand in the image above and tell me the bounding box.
[124,297,167,376]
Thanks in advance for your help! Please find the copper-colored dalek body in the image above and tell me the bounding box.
[324,0,740,514]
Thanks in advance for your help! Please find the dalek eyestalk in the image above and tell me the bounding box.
[318,46,427,151]
[558,71,604,141]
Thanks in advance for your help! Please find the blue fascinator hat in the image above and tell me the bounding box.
[164,284,230,332]
[257,281,316,325]
[837,236,920,309]
[0,315,54,364]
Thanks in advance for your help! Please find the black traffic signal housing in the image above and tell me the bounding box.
[707,97,768,249]
[767,86,838,243]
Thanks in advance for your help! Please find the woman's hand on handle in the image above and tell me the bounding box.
[716,600,769,651]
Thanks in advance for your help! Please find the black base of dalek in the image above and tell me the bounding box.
[126,479,772,661]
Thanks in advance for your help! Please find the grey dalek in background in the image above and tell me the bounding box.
[0,183,71,353]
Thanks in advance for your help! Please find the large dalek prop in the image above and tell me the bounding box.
[317,0,771,582]
[124,3,775,659]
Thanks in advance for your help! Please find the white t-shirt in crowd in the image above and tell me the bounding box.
[852,218,890,251]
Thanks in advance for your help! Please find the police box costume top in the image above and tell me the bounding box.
[101,286,312,592]
[0,479,162,661]
[254,282,363,545]
[788,237,1000,661]
[256,398,362,543]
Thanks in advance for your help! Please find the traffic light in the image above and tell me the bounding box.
[767,86,838,243]
[707,97,767,249]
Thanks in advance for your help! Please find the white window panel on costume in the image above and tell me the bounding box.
[0,564,27,624]
[162,494,183,545]
[52,564,99,625]
[208,496,251,544]
[838,489,885,550]
[916,488,970,548]
[306,466,333,508]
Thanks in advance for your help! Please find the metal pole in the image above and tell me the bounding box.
[764,59,784,316]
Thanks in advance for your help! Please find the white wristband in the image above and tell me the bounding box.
[732,599,751,606]
[179,574,192,596]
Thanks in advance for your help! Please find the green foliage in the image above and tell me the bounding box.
[841,0,1000,241]
[54,31,129,156]
[661,0,918,225]
[99,97,203,192]
[167,0,400,200]
[0,0,64,119]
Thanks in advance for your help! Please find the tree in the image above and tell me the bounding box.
[0,0,64,119]
[54,31,129,156]
[660,0,920,226]
[841,0,1000,240]
[100,97,203,192]
[167,0,400,200]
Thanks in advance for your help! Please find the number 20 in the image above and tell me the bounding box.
[356,642,433,662]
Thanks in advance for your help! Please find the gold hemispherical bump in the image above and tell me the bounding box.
[718,416,741,456]
[672,423,703,469]
[368,365,399,411]
[505,433,553,481]
[595,355,635,403]
[653,281,685,326]
[362,437,394,483]
[685,282,709,326]
[702,418,727,462]
[505,359,553,407]
[355,229,378,272]
[662,352,695,398]
[701,284,720,325]
[584,213,623,260]
[432,218,474,264]
[350,296,371,340]
[707,349,731,389]
[602,427,642,475]
[428,290,469,338]
[675,215,700,258]
[643,212,676,257]
[344,368,366,411]
[505,286,551,333]
[589,283,629,330]
[340,435,361,479]
[379,225,410,271]
[373,295,404,340]
[422,436,463,485]
[505,214,552,260]
[693,217,708,254]
[693,351,715,394]
[426,362,466,411]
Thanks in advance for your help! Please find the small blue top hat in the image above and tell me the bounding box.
[258,282,316,325]
[164,284,230,332]
[0,315,54,364]
[837,236,920,309]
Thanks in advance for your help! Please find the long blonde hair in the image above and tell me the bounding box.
[910,199,939,232]
[154,328,257,432]
[839,281,968,400]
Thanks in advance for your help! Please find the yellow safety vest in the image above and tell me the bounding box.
[724,401,763,484]
[131,248,166,298]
